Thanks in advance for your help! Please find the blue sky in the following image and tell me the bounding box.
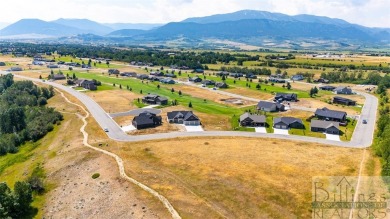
[0,0,389,27]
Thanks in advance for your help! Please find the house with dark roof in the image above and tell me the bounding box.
[10,67,22,71]
[268,78,286,83]
[315,78,330,84]
[165,73,177,78]
[108,69,120,75]
[167,111,200,126]
[311,120,340,134]
[333,96,356,106]
[274,93,298,102]
[161,78,175,84]
[273,117,304,129]
[132,112,162,129]
[230,73,243,78]
[334,86,353,95]
[215,82,228,88]
[257,101,285,112]
[320,85,336,91]
[194,69,204,73]
[52,74,66,80]
[137,74,149,80]
[189,77,202,83]
[142,94,168,105]
[202,80,215,86]
[0,62,5,66]
[75,79,97,90]
[314,107,347,122]
[120,72,137,77]
[239,113,266,127]
[47,64,59,68]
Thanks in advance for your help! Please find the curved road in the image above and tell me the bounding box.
[5,72,378,148]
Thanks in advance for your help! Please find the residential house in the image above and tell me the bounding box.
[142,94,168,105]
[320,86,336,91]
[52,74,66,80]
[334,86,353,95]
[132,112,162,129]
[273,117,304,129]
[245,74,257,79]
[274,93,298,102]
[150,72,164,76]
[165,73,177,78]
[167,111,201,126]
[239,113,266,127]
[0,62,6,66]
[108,69,120,75]
[137,74,149,80]
[268,78,286,83]
[215,82,228,88]
[75,79,97,91]
[333,96,356,106]
[311,120,340,134]
[120,72,137,77]
[194,69,204,73]
[202,80,216,86]
[216,71,229,77]
[291,75,304,81]
[315,78,330,83]
[315,107,347,122]
[47,64,59,68]
[230,73,243,78]
[257,101,285,112]
[161,78,176,84]
[189,77,202,83]
[9,67,22,71]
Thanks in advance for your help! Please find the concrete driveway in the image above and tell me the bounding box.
[273,128,289,135]
[122,125,136,132]
[255,127,267,133]
[184,125,204,132]
[326,134,341,141]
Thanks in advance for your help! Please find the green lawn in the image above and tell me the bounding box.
[73,71,250,119]
[55,56,121,69]
[339,118,358,141]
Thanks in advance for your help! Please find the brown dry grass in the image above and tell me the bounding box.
[174,84,257,107]
[292,98,361,115]
[95,137,365,219]
[41,90,171,218]
[227,87,274,100]
[86,89,143,113]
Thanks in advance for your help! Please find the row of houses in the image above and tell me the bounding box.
[189,77,229,88]
[320,86,353,95]
[132,111,201,129]
[240,106,346,134]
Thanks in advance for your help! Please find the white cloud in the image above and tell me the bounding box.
[0,0,388,27]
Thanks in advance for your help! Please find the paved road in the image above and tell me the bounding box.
[4,72,378,148]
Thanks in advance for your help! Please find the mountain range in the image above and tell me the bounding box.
[0,10,389,49]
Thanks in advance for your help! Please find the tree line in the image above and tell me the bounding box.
[0,74,63,155]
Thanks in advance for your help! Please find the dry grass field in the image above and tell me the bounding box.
[95,137,367,219]
[85,89,143,113]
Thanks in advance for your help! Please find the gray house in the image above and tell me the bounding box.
[132,112,162,129]
[333,96,356,106]
[315,107,347,122]
[311,120,340,134]
[52,74,66,80]
[257,101,285,112]
[334,86,353,95]
[108,69,120,75]
[142,94,168,105]
[202,80,216,86]
[239,113,266,127]
[274,93,298,102]
[273,117,304,129]
[215,82,228,88]
[167,111,200,126]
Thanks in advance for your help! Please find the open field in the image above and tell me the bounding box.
[85,89,143,113]
[95,137,368,218]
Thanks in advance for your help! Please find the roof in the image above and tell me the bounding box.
[273,117,303,126]
[133,112,161,126]
[240,113,266,123]
[311,120,340,129]
[334,86,351,91]
[333,96,356,102]
[315,107,347,120]
[320,85,336,89]
[167,111,200,121]
[275,93,297,98]
[257,101,284,109]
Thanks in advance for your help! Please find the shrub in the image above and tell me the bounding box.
[92,173,100,179]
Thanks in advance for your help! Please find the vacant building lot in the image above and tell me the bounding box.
[99,137,365,218]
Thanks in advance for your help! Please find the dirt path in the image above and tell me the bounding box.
[57,90,182,219]
[349,149,366,219]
